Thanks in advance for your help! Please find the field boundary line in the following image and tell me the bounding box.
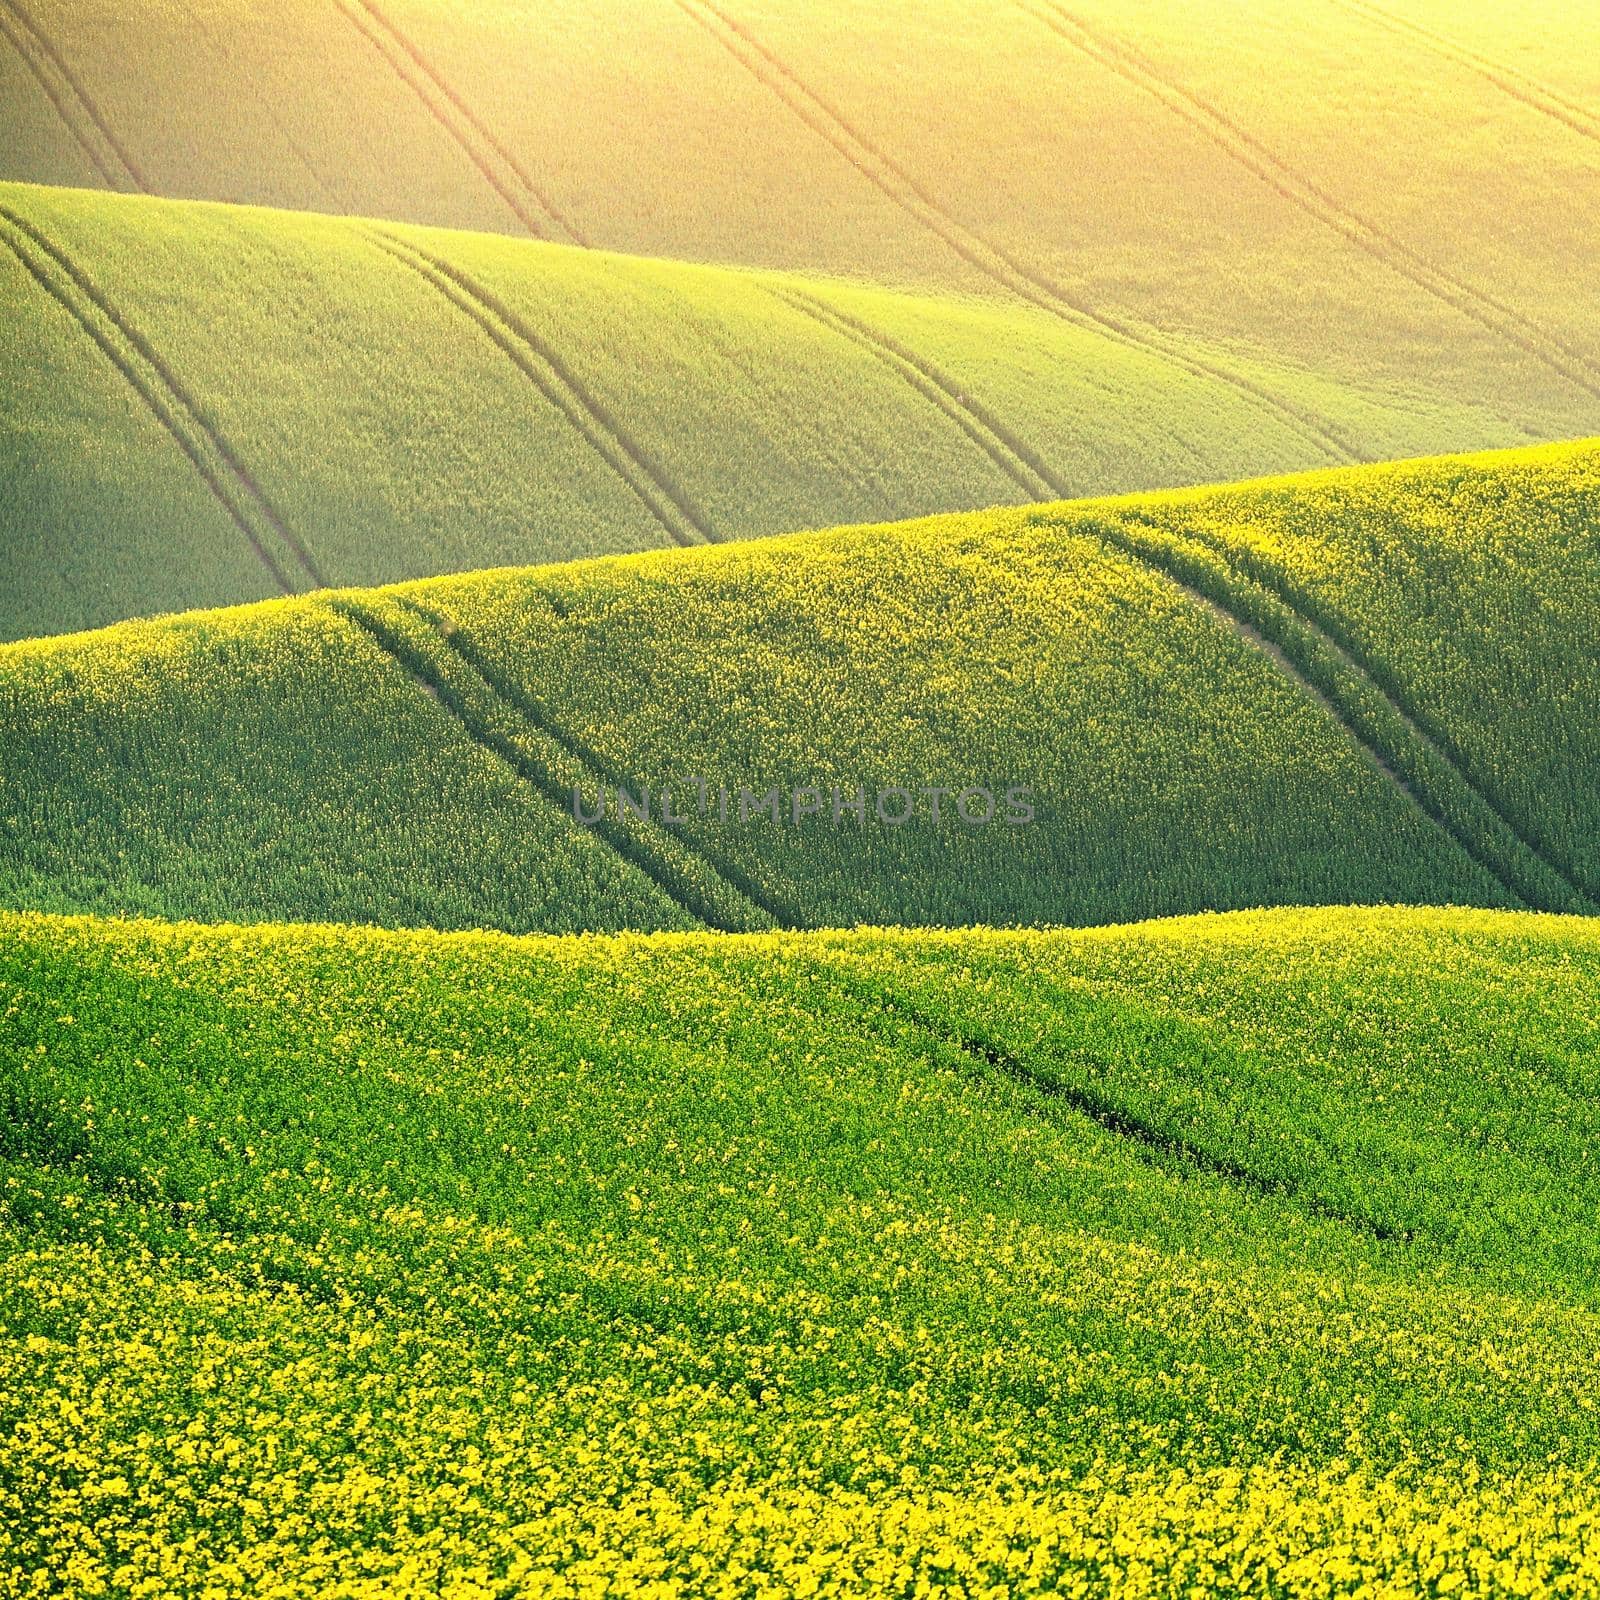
[0,205,323,595]
[1019,0,1600,402]
[1158,511,1600,905]
[1328,0,1600,146]
[369,228,712,549]
[0,0,145,190]
[332,0,586,245]
[331,594,776,934]
[767,282,1064,501]
[1085,506,1594,913]
[668,0,1357,464]
[404,596,798,926]
[815,958,1414,1244]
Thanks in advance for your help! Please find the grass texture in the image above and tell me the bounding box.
[5,903,1600,1594]
[0,179,1527,643]
[3,0,1596,485]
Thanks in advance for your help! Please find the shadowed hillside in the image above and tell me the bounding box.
[6,0,1600,645]
[1,180,1524,642]
[3,438,1596,933]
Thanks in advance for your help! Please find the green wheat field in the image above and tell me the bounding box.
[3,1,1599,1594]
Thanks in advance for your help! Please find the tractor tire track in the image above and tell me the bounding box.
[189,4,335,204]
[333,0,586,246]
[1328,0,1600,146]
[0,205,323,595]
[767,282,1065,502]
[332,594,775,933]
[1021,1,1600,402]
[1124,514,1572,912]
[370,228,713,548]
[1078,509,1535,908]
[0,7,117,187]
[816,962,1412,1245]
[3,204,324,589]
[668,0,1357,464]
[0,0,144,190]
[401,595,797,926]
[334,596,706,929]
[1091,506,1595,913]
[1152,511,1600,906]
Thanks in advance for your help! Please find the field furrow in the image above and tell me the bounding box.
[1,12,1598,1587]
[830,962,1415,1244]
[0,5,117,187]
[0,206,312,594]
[1329,0,1600,146]
[412,597,797,925]
[333,0,581,245]
[0,0,143,190]
[1163,513,1600,905]
[14,906,1600,1593]
[6,437,1585,934]
[1,203,324,590]
[669,0,1356,464]
[371,228,712,549]
[1021,0,1600,403]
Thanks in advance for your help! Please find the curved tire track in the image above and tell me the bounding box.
[370,228,712,548]
[1091,506,1595,913]
[1328,0,1600,146]
[669,0,1357,464]
[815,961,1413,1244]
[0,204,322,594]
[1082,510,1529,905]
[1020,0,1600,402]
[333,0,586,246]
[1159,511,1600,906]
[767,282,1065,502]
[0,8,117,187]
[403,595,796,927]
[0,0,144,190]
[332,593,775,933]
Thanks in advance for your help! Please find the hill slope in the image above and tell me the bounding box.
[3,438,1597,934]
[0,180,1522,644]
[2,0,1596,464]
[6,903,1600,1592]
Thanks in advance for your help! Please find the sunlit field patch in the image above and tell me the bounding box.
[5,904,1600,1594]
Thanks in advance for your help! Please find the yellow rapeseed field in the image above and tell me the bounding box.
[6,905,1600,1594]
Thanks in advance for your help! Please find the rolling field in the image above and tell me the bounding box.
[0,180,1521,644]
[5,3,1600,1589]
[6,903,1600,1593]
[2,0,1597,482]
[3,437,1597,935]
